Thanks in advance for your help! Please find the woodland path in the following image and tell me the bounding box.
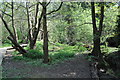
[2,51,93,78]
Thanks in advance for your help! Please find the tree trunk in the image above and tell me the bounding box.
[91,2,104,57]
[43,2,49,63]
[12,1,18,42]
[26,2,42,49]
[92,35,101,57]
[0,16,27,54]
[91,2,100,56]
[26,2,33,49]
[8,36,27,54]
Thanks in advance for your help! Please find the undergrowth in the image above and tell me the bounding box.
[12,42,87,66]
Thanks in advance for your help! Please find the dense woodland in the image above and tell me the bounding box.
[0,1,120,78]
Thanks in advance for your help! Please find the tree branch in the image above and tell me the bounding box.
[45,0,51,7]
[33,9,44,42]
[34,2,39,27]
[0,14,15,39]
[46,2,63,15]
[0,10,12,17]
[29,3,38,8]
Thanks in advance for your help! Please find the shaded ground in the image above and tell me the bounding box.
[2,51,92,78]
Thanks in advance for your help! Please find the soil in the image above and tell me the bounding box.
[1,50,119,80]
[2,51,92,78]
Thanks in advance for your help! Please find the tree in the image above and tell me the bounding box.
[40,1,63,63]
[11,1,18,42]
[91,2,105,57]
[26,2,43,49]
[0,2,27,54]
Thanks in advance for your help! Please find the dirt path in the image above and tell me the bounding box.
[2,51,92,78]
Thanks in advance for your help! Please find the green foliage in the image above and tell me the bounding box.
[24,46,30,50]
[55,42,68,47]
[76,42,84,47]
[48,2,93,44]
[101,45,109,53]
[24,41,43,51]
[13,56,32,61]
[24,49,44,59]
[51,49,75,60]
[101,46,118,54]
[12,51,19,55]
[49,43,86,62]
[35,41,43,50]
[0,43,12,48]
[78,46,87,52]
[13,42,86,65]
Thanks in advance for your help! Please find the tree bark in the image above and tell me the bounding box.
[12,1,18,42]
[42,2,49,63]
[26,2,34,49]
[92,35,101,57]
[7,36,27,54]
[91,2,104,57]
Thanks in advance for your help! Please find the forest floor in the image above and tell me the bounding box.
[2,50,92,78]
[2,50,118,79]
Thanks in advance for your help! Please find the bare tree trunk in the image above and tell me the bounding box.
[91,2,104,57]
[26,2,43,49]
[92,35,101,57]
[26,2,33,49]
[0,16,27,54]
[8,37,27,54]
[42,2,49,63]
[12,1,18,42]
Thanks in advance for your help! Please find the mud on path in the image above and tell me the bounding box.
[2,51,92,78]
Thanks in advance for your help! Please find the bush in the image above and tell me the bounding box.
[24,49,44,59]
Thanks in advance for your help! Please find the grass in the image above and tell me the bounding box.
[12,42,87,66]
[0,43,12,48]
